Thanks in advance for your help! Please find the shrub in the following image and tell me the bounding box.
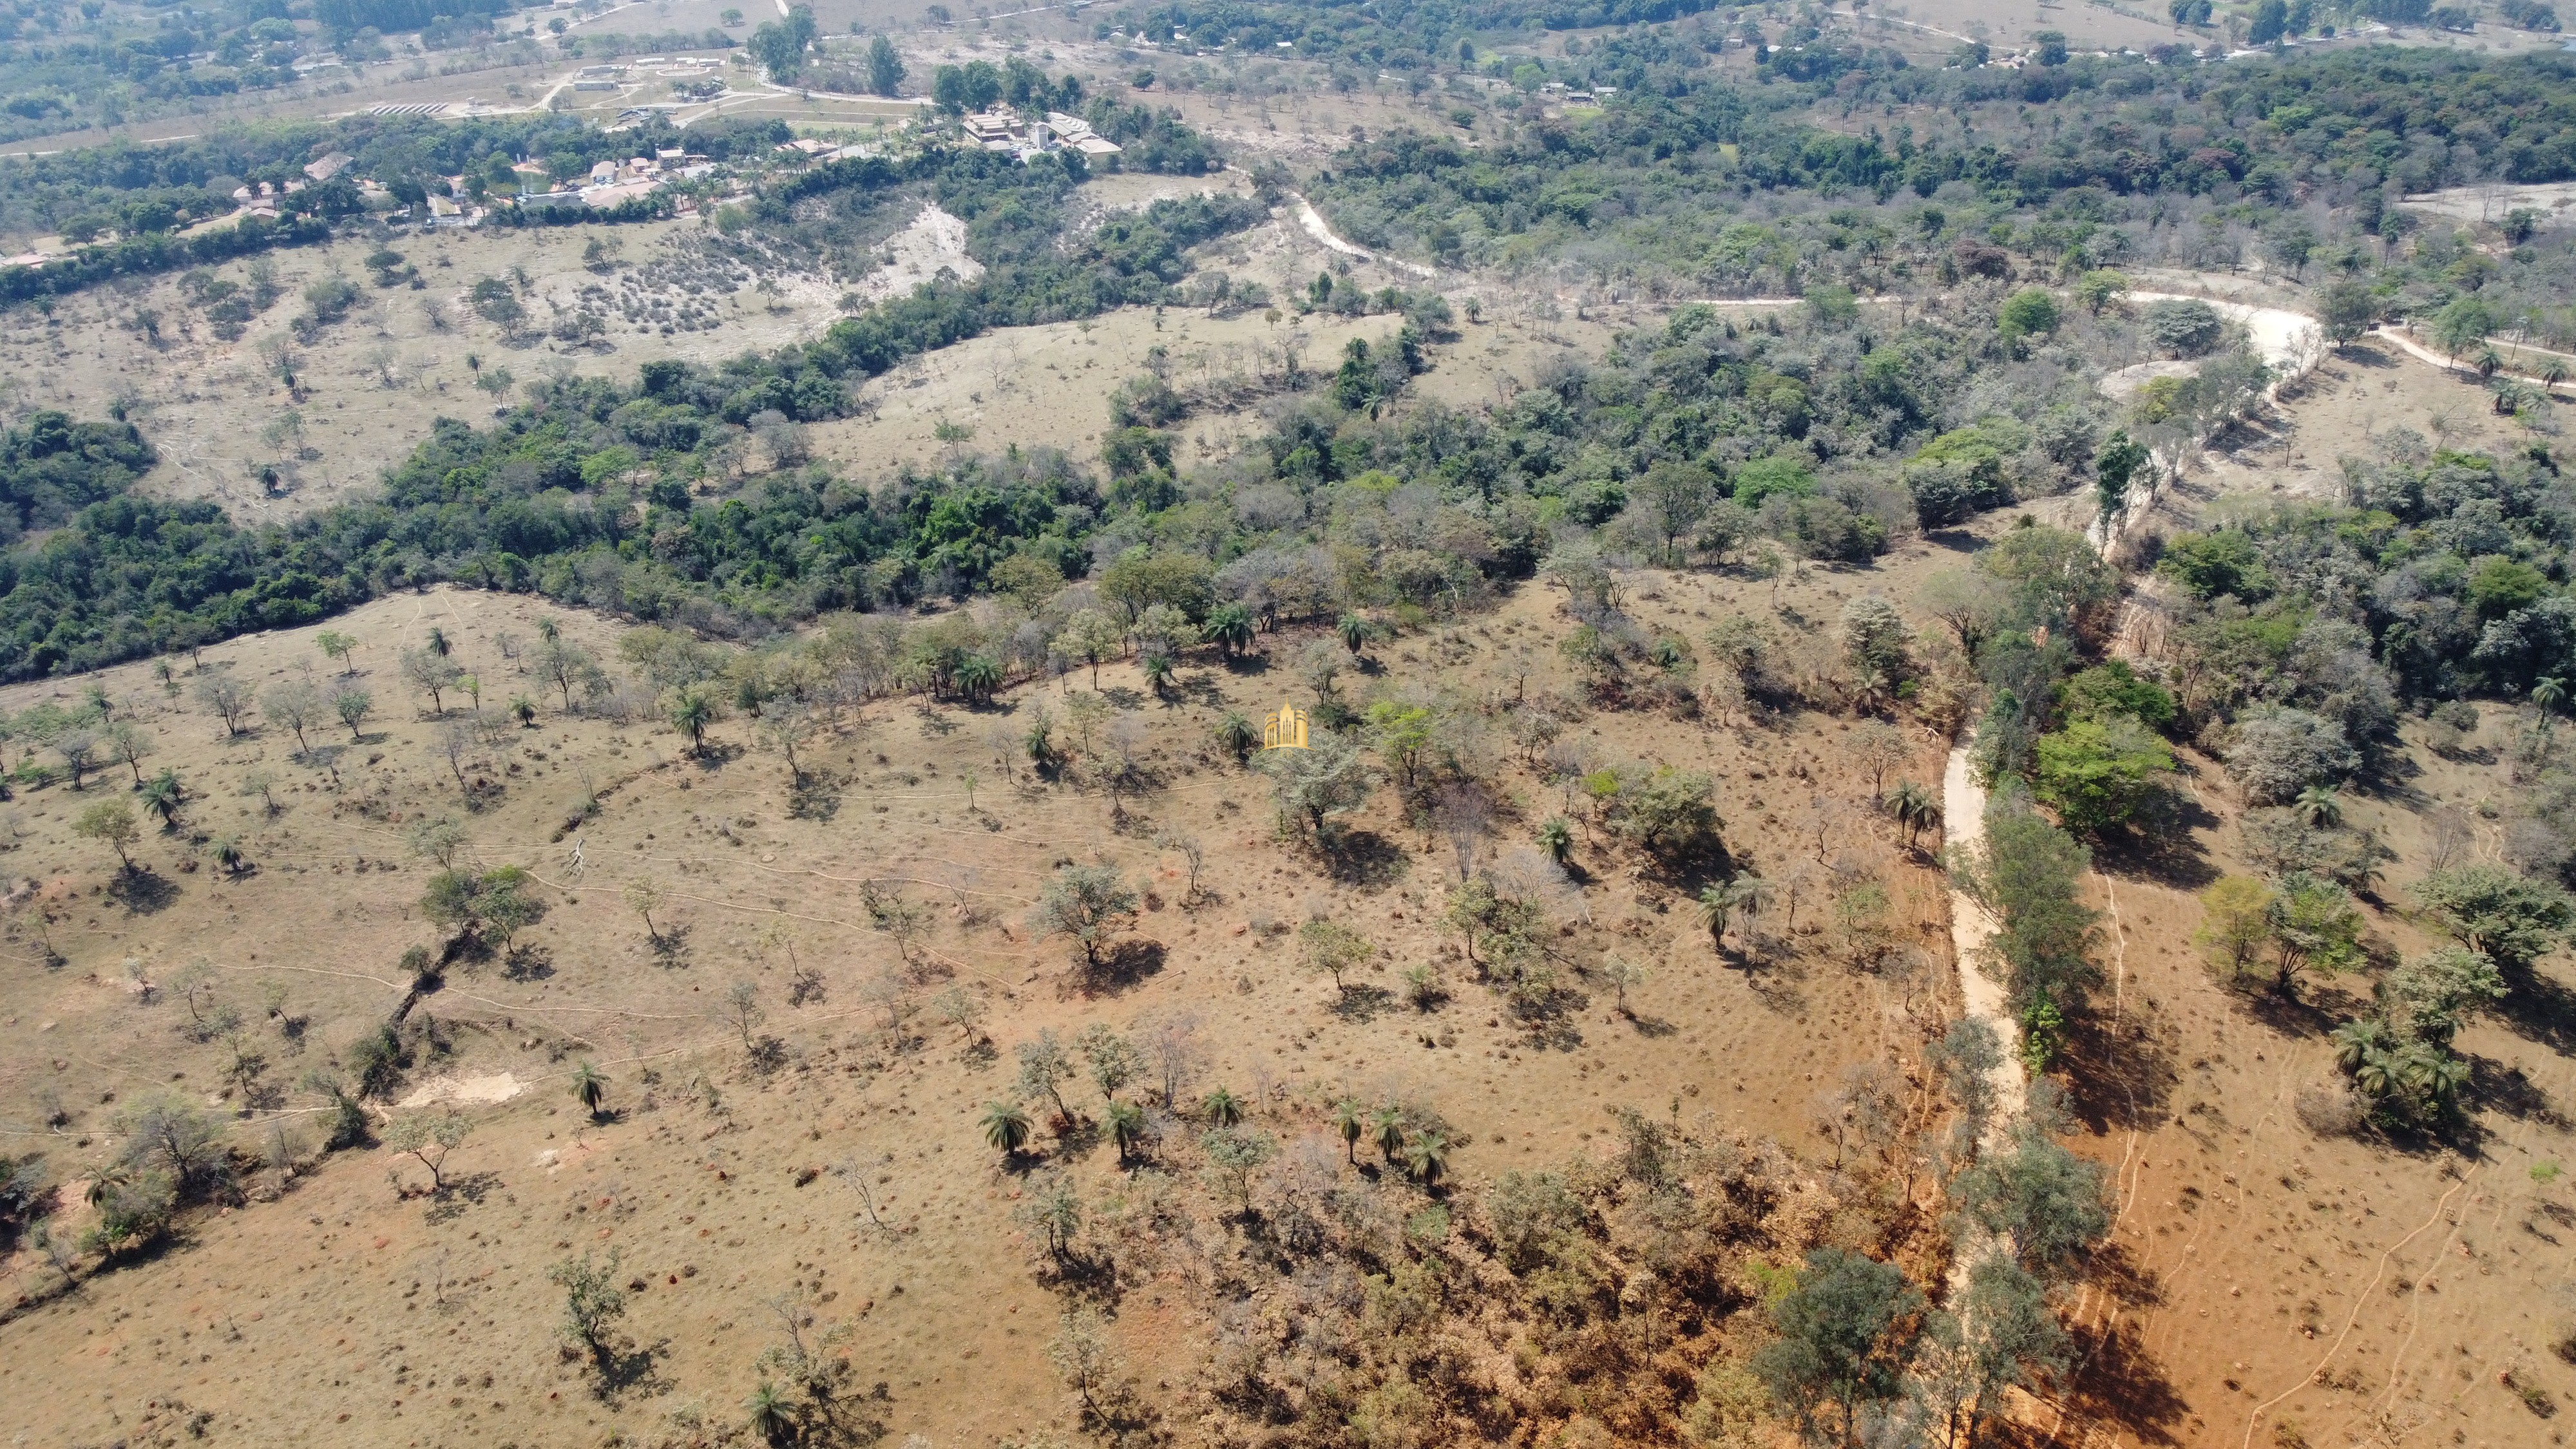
[2227,707,2356,805]
[2142,298,2222,357]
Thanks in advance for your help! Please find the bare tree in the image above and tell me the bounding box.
[194,670,252,736]
[1140,1012,1205,1108]
[1433,782,1493,882]
[261,679,325,755]
[1154,826,1206,905]
[435,721,479,792]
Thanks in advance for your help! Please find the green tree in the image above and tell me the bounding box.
[2265,872,2364,995]
[2318,278,2376,345]
[866,32,905,94]
[1260,732,1375,839]
[1364,701,1436,788]
[2074,269,2129,314]
[1955,790,2100,1019]
[1997,288,2060,343]
[548,1250,629,1370]
[75,796,140,870]
[2410,865,2572,972]
[748,3,817,79]
[315,629,358,674]
[1027,865,1140,972]
[1053,609,1125,689]
[1917,1255,2070,1449]
[2030,717,2171,834]
[1751,1249,1925,1446]
[1299,918,1375,995]
[334,688,374,740]
[1015,1031,1076,1122]
[2092,430,2150,522]
[383,1110,472,1195]
[2430,294,2497,361]
[2192,876,2276,985]
[1951,1125,2111,1280]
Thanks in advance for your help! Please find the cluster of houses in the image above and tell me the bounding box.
[960,105,1123,161]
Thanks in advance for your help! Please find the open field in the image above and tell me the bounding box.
[3,216,852,517]
[0,522,1998,1444]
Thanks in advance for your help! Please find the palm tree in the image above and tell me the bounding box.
[2544,357,2570,397]
[745,1381,794,1446]
[2475,346,2504,381]
[1891,781,1942,852]
[1851,663,1891,715]
[140,769,184,827]
[510,694,538,726]
[954,652,1002,703]
[85,1164,132,1208]
[2536,675,2568,725]
[1205,603,1254,659]
[1214,712,1258,761]
[1696,877,1769,954]
[1141,652,1175,697]
[982,1100,1032,1157]
[1695,882,1736,951]
[2294,784,2343,829]
[426,626,452,657]
[1369,1104,1406,1165]
[1106,1099,1148,1164]
[1538,815,1574,866]
[1332,1097,1366,1164]
[1336,612,1369,656]
[571,1061,609,1121]
[1403,1130,1449,1188]
[1201,1086,1244,1127]
[668,688,716,755]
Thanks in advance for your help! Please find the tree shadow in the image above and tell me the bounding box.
[2237,982,2350,1042]
[685,742,746,770]
[501,945,554,982]
[788,770,845,821]
[2080,1240,2168,1311]
[1100,685,1148,711]
[588,1336,671,1404]
[1322,829,1409,889]
[2050,1313,2190,1447]
[1328,983,1397,1021]
[2061,1009,2179,1135]
[1623,1010,1680,1037]
[647,925,692,967]
[2466,1054,2564,1128]
[1071,938,1167,996]
[423,1170,504,1225]
[2490,965,2576,1056]
[2090,790,2221,890]
[110,867,179,915]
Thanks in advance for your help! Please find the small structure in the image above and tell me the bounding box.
[963,106,1021,150]
[303,151,353,182]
